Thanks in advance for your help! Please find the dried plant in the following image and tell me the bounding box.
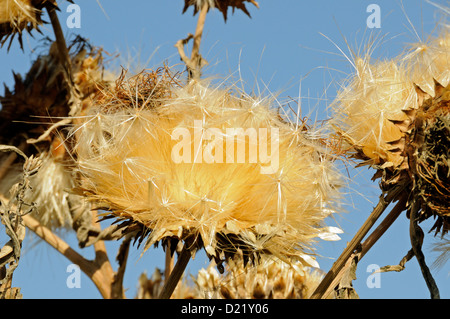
[136,269,197,299]
[1,0,448,301]
[177,0,258,80]
[0,0,50,49]
[194,255,326,299]
[182,0,259,21]
[330,34,449,233]
[135,255,326,300]
[72,69,344,299]
[0,146,41,299]
[0,37,111,232]
[312,29,450,299]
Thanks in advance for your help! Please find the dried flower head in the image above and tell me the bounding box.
[73,69,343,269]
[0,0,57,49]
[136,269,196,299]
[330,31,450,234]
[0,38,110,229]
[0,37,107,146]
[195,256,326,299]
[182,0,259,21]
[23,151,74,229]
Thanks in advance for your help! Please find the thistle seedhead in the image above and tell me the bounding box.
[182,0,259,21]
[73,69,343,270]
[194,255,326,299]
[330,31,450,235]
[0,0,62,50]
[0,39,111,230]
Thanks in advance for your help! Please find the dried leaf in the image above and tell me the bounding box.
[335,255,359,299]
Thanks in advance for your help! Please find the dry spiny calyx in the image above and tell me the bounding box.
[182,0,259,21]
[331,32,450,235]
[0,37,107,147]
[72,67,343,271]
[136,269,197,299]
[0,0,71,49]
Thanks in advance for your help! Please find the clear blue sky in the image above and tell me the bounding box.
[0,0,449,299]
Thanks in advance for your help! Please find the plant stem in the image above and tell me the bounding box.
[157,244,192,299]
[359,193,408,257]
[46,4,71,72]
[319,193,408,298]
[46,3,81,116]
[164,241,174,285]
[174,2,209,81]
[190,2,209,78]
[22,213,115,298]
[409,199,440,299]
[111,235,131,299]
[310,185,404,299]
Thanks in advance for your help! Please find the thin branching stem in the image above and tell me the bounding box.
[175,2,209,81]
[409,198,440,299]
[45,3,82,116]
[360,193,408,257]
[191,2,209,69]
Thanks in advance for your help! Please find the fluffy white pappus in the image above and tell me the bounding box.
[431,237,450,270]
[25,152,74,229]
[402,32,450,97]
[331,29,450,170]
[72,77,343,265]
[331,56,417,168]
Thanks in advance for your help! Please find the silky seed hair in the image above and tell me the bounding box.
[330,27,450,235]
[72,70,344,268]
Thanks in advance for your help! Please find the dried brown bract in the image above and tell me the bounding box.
[331,33,450,235]
[182,0,259,21]
[0,0,62,49]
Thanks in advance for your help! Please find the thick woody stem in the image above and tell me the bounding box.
[157,244,192,299]
[310,185,405,299]
[319,193,408,298]
[46,4,71,73]
[22,214,116,299]
[164,242,174,285]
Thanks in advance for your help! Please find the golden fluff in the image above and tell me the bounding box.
[72,71,343,267]
[330,31,450,234]
[0,0,38,26]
